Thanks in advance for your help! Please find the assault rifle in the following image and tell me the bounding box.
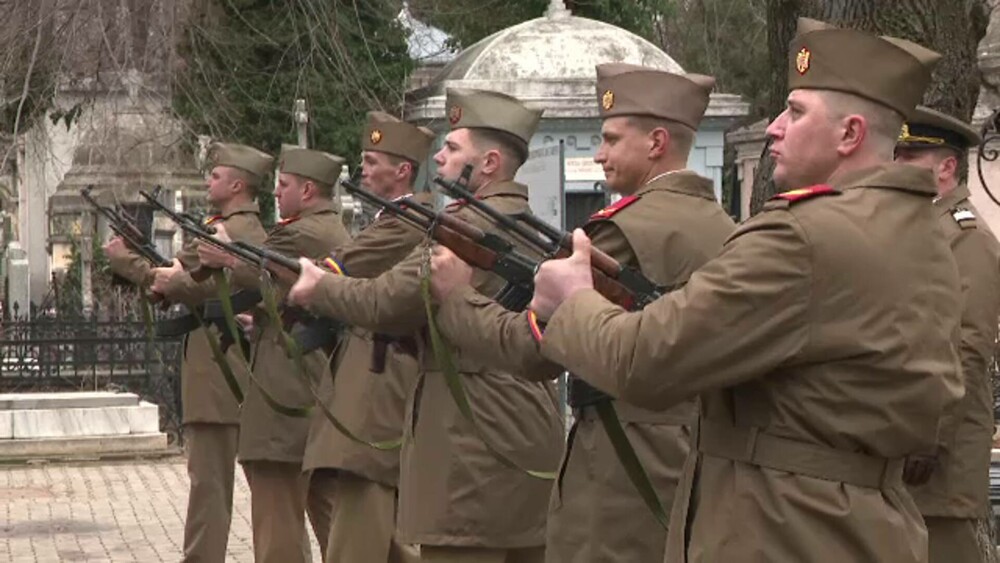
[81,186,173,305]
[141,189,339,355]
[433,165,664,311]
[82,186,172,269]
[341,172,538,312]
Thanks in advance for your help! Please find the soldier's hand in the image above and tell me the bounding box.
[530,229,594,321]
[198,225,236,269]
[902,454,938,486]
[235,313,255,339]
[150,259,183,294]
[197,244,236,269]
[103,236,128,259]
[430,245,473,303]
[287,258,325,307]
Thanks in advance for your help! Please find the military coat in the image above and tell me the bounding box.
[907,184,1000,519]
[435,171,735,562]
[301,192,430,487]
[540,164,963,563]
[301,180,564,548]
[107,202,266,425]
[233,201,351,463]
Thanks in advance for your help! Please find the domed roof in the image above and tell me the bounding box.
[440,2,683,84]
[405,0,748,122]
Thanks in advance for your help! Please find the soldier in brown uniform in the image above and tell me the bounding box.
[301,112,433,563]
[105,142,271,563]
[894,106,1000,563]
[428,65,735,562]
[529,19,963,563]
[288,89,563,563]
[198,147,351,563]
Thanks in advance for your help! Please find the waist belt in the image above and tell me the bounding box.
[698,419,903,489]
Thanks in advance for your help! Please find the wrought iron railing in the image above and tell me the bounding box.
[977,107,1000,208]
[0,301,183,442]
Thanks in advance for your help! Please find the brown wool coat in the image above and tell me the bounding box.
[541,164,964,563]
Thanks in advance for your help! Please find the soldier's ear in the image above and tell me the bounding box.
[396,160,413,183]
[648,127,670,160]
[939,153,958,181]
[301,180,317,201]
[481,148,502,176]
[836,114,867,157]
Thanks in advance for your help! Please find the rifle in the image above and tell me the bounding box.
[433,165,663,311]
[81,186,172,305]
[82,186,172,268]
[140,188,301,285]
[341,172,539,312]
[143,189,338,355]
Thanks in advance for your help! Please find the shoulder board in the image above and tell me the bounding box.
[770,185,836,203]
[590,195,640,221]
[445,199,467,211]
[204,215,223,226]
[952,208,978,230]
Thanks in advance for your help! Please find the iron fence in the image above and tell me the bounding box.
[0,299,184,443]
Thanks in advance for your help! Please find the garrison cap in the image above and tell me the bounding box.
[788,18,941,118]
[897,105,981,152]
[362,111,435,163]
[278,147,346,186]
[596,63,715,130]
[207,142,274,180]
[445,88,543,146]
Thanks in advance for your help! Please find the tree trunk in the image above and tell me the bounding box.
[751,0,991,215]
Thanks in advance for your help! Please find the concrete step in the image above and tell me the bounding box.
[0,433,170,460]
[0,401,160,439]
[0,391,141,411]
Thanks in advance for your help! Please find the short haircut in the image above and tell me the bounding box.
[228,167,262,197]
[468,128,529,175]
[312,179,334,198]
[819,90,904,156]
[626,115,696,159]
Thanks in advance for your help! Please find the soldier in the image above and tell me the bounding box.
[198,147,351,563]
[301,111,433,563]
[428,65,735,562]
[105,142,270,563]
[529,18,963,563]
[894,106,1000,563]
[287,88,564,563]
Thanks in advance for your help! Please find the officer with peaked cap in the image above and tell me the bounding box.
[107,141,271,563]
[529,17,962,563]
[896,106,1000,563]
[199,146,351,563]
[300,112,433,563]
[426,64,735,563]
[287,88,563,563]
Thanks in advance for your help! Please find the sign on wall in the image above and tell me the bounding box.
[515,142,565,230]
